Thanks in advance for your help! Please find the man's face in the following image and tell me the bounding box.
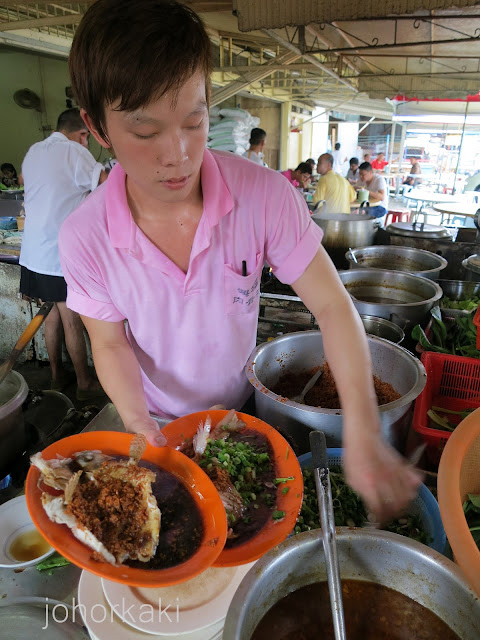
[317,156,331,175]
[300,172,311,183]
[377,153,385,161]
[350,163,359,172]
[86,71,209,204]
[359,169,373,183]
[410,158,416,165]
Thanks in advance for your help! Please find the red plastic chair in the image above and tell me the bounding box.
[385,210,412,226]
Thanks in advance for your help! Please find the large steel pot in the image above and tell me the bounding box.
[0,371,28,472]
[360,314,404,343]
[224,529,480,640]
[311,213,380,249]
[346,245,448,280]
[462,254,480,282]
[338,268,442,331]
[245,331,426,454]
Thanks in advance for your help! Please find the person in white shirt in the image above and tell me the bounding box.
[358,161,388,219]
[346,157,360,185]
[332,142,348,175]
[242,128,267,166]
[19,108,108,399]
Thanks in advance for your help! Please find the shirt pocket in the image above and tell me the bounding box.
[224,253,263,315]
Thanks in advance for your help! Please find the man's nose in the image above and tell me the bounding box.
[157,132,187,166]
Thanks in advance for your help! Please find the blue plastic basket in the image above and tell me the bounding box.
[0,216,18,230]
[298,449,446,554]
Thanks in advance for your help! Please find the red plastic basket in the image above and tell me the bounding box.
[412,351,480,465]
[473,306,480,350]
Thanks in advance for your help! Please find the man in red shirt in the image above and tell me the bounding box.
[371,152,388,171]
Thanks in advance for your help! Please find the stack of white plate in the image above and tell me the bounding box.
[78,563,255,640]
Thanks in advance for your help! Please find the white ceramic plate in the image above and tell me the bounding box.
[0,495,54,568]
[101,562,256,636]
[78,570,224,640]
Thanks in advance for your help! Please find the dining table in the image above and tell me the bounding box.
[432,201,480,225]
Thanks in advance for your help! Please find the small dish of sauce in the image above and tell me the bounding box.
[9,528,51,562]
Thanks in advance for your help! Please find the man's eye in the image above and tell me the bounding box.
[186,119,204,130]
[135,133,156,139]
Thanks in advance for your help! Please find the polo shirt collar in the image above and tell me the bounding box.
[105,149,234,250]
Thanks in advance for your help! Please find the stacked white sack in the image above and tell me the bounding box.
[208,107,260,155]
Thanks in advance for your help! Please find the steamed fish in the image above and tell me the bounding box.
[31,434,161,565]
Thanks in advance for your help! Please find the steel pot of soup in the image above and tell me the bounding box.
[224,529,480,640]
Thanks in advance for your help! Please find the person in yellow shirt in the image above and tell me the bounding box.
[312,153,356,214]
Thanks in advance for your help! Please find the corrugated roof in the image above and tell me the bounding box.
[233,0,480,31]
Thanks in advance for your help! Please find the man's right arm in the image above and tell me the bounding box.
[80,315,166,446]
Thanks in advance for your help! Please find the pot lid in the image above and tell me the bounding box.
[386,221,451,239]
[462,254,480,275]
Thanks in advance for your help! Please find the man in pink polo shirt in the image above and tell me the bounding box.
[59,0,420,521]
[280,162,312,189]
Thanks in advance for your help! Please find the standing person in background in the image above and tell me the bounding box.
[19,108,108,399]
[403,157,422,186]
[313,153,356,214]
[346,157,360,185]
[332,142,347,175]
[280,162,312,189]
[371,152,388,172]
[242,128,267,167]
[358,162,388,220]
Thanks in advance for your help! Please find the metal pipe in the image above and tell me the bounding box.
[453,102,468,195]
[358,116,375,134]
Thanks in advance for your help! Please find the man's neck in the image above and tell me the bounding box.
[249,145,262,153]
[126,171,203,223]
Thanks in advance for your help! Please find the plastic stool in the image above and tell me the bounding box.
[385,210,412,226]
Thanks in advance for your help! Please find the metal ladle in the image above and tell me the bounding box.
[292,367,323,404]
[310,430,347,640]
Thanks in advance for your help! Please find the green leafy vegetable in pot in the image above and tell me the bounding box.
[412,306,480,358]
[441,296,480,311]
[295,467,431,545]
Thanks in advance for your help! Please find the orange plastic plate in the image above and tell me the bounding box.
[25,431,227,587]
[162,410,303,567]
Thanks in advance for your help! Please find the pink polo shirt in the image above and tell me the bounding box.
[59,150,323,419]
[280,169,300,188]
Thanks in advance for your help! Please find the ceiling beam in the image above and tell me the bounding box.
[214,63,318,72]
[210,50,300,106]
[263,28,358,92]
[0,0,94,4]
[0,28,70,55]
[0,14,82,30]
[310,36,480,55]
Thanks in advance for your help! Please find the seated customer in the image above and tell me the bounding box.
[371,152,388,172]
[1,163,21,187]
[312,153,356,214]
[346,157,360,185]
[358,162,388,219]
[403,157,422,186]
[280,162,312,189]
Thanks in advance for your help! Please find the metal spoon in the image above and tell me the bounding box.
[292,367,323,404]
[348,248,358,264]
[310,430,347,640]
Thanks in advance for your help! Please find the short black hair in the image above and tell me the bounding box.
[305,158,316,167]
[359,162,372,172]
[335,142,341,150]
[1,163,17,176]
[56,108,87,133]
[249,128,266,145]
[295,162,313,175]
[349,157,359,166]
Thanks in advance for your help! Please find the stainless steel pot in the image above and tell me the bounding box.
[462,254,480,282]
[0,371,28,472]
[245,331,426,454]
[311,213,380,249]
[338,268,442,331]
[386,221,452,240]
[360,314,404,343]
[224,529,480,640]
[346,245,448,280]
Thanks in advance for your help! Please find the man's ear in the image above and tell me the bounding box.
[80,109,110,149]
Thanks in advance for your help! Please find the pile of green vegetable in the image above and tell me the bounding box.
[463,494,480,549]
[295,467,431,545]
[428,406,476,432]
[441,296,480,312]
[198,437,280,522]
[412,306,480,358]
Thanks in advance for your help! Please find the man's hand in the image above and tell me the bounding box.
[126,417,167,447]
[343,431,422,523]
